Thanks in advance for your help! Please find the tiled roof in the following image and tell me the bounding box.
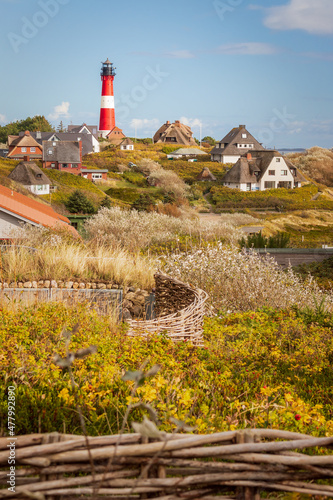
[22,132,95,156]
[42,141,81,163]
[0,184,77,234]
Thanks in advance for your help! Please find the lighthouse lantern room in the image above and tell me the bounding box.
[99,58,116,137]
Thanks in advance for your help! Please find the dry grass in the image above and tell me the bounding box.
[288,147,333,186]
[0,242,155,288]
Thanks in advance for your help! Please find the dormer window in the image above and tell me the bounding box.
[36,173,42,178]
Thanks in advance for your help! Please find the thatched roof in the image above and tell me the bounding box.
[8,131,42,149]
[153,120,197,146]
[120,137,134,146]
[197,167,217,181]
[210,124,264,157]
[8,161,51,186]
[171,147,206,156]
[222,150,306,185]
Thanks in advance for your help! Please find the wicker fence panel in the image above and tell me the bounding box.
[127,274,208,346]
[1,430,333,499]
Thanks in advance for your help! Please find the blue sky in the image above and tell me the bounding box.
[0,0,332,148]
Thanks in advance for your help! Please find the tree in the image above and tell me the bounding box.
[202,136,216,146]
[0,115,54,143]
[57,121,66,132]
[65,190,96,214]
[99,196,112,209]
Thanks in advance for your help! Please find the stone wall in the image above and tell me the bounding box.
[0,280,151,320]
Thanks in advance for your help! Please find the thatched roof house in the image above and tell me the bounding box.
[197,167,217,182]
[153,120,197,146]
[8,161,51,195]
[210,124,264,164]
[221,150,306,191]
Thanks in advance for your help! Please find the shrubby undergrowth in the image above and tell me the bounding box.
[84,207,242,251]
[2,303,333,436]
[162,244,333,312]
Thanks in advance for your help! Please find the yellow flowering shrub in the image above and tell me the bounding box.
[1,303,333,437]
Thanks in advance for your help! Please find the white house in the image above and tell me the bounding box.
[210,124,264,164]
[8,161,51,195]
[221,150,306,191]
[120,138,134,151]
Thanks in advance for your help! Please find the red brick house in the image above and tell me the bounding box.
[42,140,82,174]
[81,169,108,182]
[106,126,126,145]
[7,131,43,161]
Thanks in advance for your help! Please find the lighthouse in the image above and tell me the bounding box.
[99,58,116,138]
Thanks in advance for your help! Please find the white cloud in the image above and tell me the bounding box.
[130,118,159,130]
[48,101,70,121]
[164,50,195,59]
[263,0,333,35]
[0,114,7,124]
[217,42,279,55]
[180,117,203,128]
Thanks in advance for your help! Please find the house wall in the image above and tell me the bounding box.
[9,146,43,161]
[223,155,240,164]
[26,184,50,195]
[259,157,294,190]
[83,172,108,181]
[0,211,37,238]
[43,162,82,175]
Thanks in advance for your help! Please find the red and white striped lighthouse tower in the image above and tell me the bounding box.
[99,58,116,137]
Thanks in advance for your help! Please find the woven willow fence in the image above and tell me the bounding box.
[1,430,333,499]
[128,274,208,346]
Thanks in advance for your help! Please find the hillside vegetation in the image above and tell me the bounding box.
[288,147,333,186]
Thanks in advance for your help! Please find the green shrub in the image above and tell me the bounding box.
[65,190,96,214]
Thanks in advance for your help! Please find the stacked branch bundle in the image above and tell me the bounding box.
[1,430,333,499]
[128,274,208,346]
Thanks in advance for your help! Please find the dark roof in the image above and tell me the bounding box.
[8,161,51,186]
[21,131,95,156]
[42,141,81,163]
[222,157,257,184]
[210,124,264,157]
[67,124,98,136]
[222,150,306,184]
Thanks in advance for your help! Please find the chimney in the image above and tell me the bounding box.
[36,131,41,140]
[78,139,82,163]
[24,130,30,136]
[247,152,252,160]
[166,120,170,125]
[239,124,245,129]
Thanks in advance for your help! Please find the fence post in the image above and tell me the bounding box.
[244,430,260,500]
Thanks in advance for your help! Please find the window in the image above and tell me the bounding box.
[268,170,275,175]
[30,147,36,153]
[48,149,53,155]
[264,181,275,189]
[71,164,78,168]
[276,158,281,162]
[51,163,56,168]
[281,170,288,176]
[37,185,44,191]
[21,147,27,152]
[92,173,102,179]
[242,133,247,138]
[62,163,68,168]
